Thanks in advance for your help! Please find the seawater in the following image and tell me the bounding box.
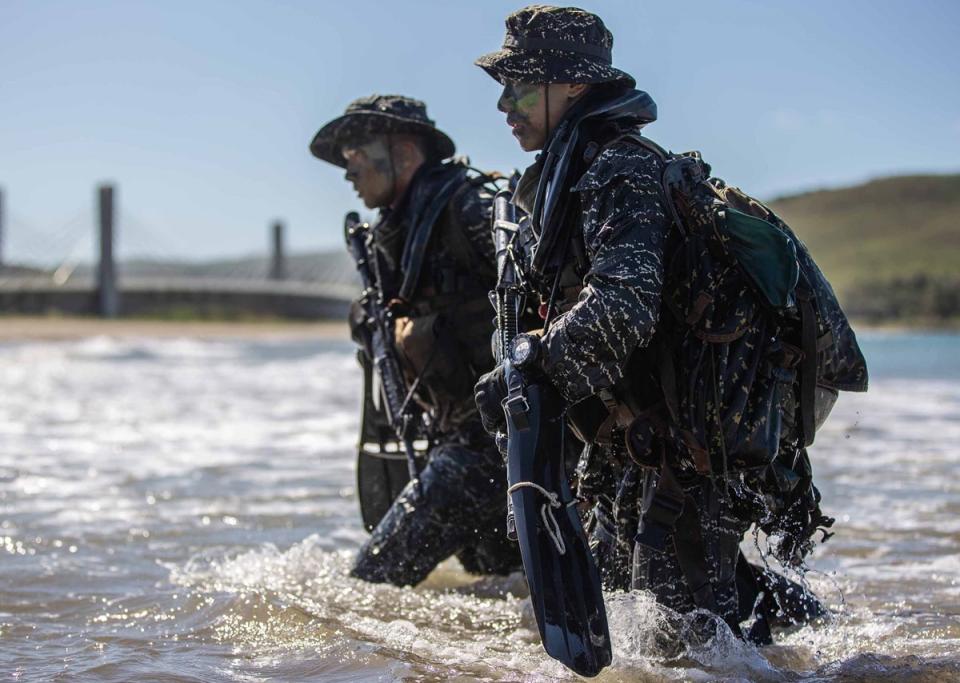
[0,332,958,682]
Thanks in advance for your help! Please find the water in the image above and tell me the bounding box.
[1,331,958,681]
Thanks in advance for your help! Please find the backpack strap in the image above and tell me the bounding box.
[616,131,669,161]
[635,461,732,623]
[634,461,685,554]
[615,131,689,237]
[796,274,819,448]
[398,168,469,301]
[436,177,497,281]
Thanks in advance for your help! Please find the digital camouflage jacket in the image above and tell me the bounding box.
[514,140,670,408]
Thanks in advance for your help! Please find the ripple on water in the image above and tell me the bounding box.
[1,334,958,681]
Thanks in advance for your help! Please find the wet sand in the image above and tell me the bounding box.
[0,316,349,341]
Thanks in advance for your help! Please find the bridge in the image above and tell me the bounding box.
[0,184,356,320]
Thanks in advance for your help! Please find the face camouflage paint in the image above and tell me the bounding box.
[341,138,396,209]
[503,82,542,113]
[498,83,549,151]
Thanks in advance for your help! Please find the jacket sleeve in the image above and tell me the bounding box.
[540,146,670,405]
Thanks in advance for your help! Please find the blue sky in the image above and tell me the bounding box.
[1,0,958,265]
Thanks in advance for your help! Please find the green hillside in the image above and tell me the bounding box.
[768,174,960,324]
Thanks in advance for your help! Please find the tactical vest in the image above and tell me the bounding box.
[376,161,500,434]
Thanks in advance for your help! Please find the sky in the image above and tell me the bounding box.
[1,0,958,265]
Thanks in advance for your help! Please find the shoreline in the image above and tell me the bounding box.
[0,316,350,341]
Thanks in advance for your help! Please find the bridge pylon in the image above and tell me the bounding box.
[98,184,119,318]
[270,220,286,281]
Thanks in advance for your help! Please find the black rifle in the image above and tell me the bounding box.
[492,192,612,678]
[344,212,422,496]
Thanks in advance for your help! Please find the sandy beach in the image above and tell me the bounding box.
[0,316,350,341]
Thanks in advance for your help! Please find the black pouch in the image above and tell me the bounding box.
[625,405,667,469]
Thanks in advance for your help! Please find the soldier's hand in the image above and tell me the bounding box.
[474,364,508,435]
[348,299,369,346]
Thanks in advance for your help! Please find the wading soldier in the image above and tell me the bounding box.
[310,95,519,585]
[473,5,867,643]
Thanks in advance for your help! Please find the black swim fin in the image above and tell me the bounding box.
[506,379,612,677]
[356,351,416,531]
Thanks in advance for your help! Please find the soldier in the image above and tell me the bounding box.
[310,95,520,585]
[473,5,867,642]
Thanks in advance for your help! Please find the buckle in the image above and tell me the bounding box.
[634,520,672,552]
[504,393,530,430]
[634,492,685,552]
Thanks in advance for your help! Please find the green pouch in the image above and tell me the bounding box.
[721,208,799,309]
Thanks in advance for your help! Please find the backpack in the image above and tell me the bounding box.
[622,134,868,476]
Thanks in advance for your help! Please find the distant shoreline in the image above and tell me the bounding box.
[0,316,350,341]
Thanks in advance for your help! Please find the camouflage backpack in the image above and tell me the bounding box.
[622,133,868,475]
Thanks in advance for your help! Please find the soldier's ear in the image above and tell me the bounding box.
[391,136,427,170]
[567,83,590,100]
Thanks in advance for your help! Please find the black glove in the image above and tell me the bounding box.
[474,364,508,436]
[348,298,370,348]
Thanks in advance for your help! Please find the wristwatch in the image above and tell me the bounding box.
[509,333,541,372]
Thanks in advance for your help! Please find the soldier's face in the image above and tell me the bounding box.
[341,139,395,209]
[497,82,582,151]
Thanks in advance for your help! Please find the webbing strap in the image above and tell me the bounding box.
[797,285,818,447]
[672,496,720,614]
[636,462,721,615]
[634,486,684,552]
[657,338,681,426]
[617,132,689,238]
[399,170,469,301]
[617,131,668,160]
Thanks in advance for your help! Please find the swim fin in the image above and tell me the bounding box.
[506,379,612,677]
[356,351,415,531]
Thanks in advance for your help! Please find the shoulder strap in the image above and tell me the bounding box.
[616,131,669,161]
[635,461,728,621]
[613,132,690,237]
[796,273,819,447]
[398,168,468,301]
[436,177,496,278]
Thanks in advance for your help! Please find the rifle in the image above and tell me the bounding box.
[344,211,422,496]
[492,192,612,677]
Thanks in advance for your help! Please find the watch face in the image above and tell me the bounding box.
[511,335,533,365]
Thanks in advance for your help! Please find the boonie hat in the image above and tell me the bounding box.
[475,4,635,87]
[310,94,456,168]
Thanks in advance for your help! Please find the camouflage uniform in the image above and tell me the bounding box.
[474,6,856,636]
[311,96,520,586]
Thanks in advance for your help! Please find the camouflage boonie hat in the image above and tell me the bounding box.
[475,5,635,87]
[309,94,456,168]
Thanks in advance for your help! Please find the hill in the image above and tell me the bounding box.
[768,174,960,324]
